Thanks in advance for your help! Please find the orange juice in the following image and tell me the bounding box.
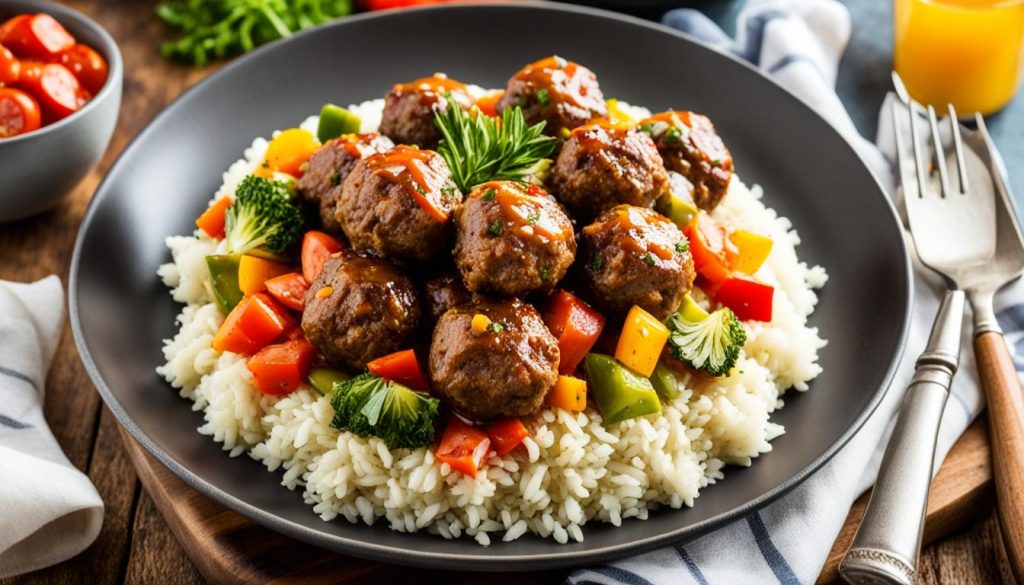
[895,0,1024,114]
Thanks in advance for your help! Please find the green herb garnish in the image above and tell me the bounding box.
[486,321,506,334]
[526,211,541,224]
[675,241,689,253]
[482,188,497,202]
[536,89,551,106]
[664,126,684,144]
[488,220,504,236]
[644,252,656,266]
[434,94,558,192]
[589,254,604,272]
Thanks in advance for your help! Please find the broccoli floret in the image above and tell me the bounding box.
[329,373,440,449]
[224,175,303,255]
[666,307,746,377]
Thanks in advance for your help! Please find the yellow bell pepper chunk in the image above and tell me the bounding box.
[238,255,291,295]
[547,375,587,412]
[606,98,637,126]
[263,128,319,177]
[614,306,670,378]
[728,230,773,275]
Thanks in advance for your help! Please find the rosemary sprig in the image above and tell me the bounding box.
[434,94,558,193]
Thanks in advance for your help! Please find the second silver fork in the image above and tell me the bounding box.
[839,76,997,585]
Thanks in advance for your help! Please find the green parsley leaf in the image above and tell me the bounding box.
[639,123,656,135]
[675,241,689,253]
[486,321,506,334]
[488,220,504,236]
[589,254,604,272]
[527,211,541,224]
[536,89,551,106]
[482,188,497,202]
[645,252,656,266]
[664,126,684,144]
[540,266,549,280]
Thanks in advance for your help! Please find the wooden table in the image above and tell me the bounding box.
[0,1,1016,583]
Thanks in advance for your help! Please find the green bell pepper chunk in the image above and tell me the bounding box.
[679,293,709,322]
[649,361,682,401]
[584,354,661,424]
[317,104,361,143]
[205,255,243,316]
[656,190,699,231]
[308,367,351,396]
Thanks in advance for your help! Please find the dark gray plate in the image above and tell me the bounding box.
[70,2,911,572]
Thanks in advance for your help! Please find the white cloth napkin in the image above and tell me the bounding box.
[570,1,1023,583]
[0,276,103,578]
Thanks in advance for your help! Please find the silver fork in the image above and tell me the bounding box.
[839,74,997,585]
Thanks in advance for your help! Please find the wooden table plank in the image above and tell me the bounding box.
[0,1,1008,584]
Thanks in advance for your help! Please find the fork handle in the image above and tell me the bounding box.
[840,290,964,585]
[976,331,1024,584]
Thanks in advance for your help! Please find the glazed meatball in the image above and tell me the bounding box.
[429,298,559,422]
[379,75,474,149]
[454,181,576,297]
[421,272,472,326]
[301,250,420,371]
[336,146,460,264]
[497,56,607,137]
[639,111,733,212]
[579,205,695,320]
[296,133,394,233]
[550,120,670,220]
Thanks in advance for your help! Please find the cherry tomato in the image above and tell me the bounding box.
[0,88,41,138]
[1,14,74,60]
[15,61,81,120]
[57,44,107,94]
[0,44,19,84]
[0,15,31,44]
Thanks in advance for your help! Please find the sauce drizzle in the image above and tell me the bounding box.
[366,146,451,222]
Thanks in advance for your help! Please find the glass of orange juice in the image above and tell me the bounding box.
[894,0,1024,115]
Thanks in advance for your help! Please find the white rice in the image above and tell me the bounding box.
[156,99,827,545]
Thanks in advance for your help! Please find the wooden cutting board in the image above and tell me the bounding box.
[117,418,993,584]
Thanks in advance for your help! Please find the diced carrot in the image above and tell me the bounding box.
[264,272,309,311]
[614,305,670,377]
[367,349,429,391]
[247,338,316,396]
[301,231,343,283]
[238,255,291,295]
[543,290,606,375]
[484,418,528,457]
[435,418,491,478]
[212,293,293,355]
[546,375,587,412]
[195,196,232,238]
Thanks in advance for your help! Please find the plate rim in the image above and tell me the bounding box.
[69,1,914,571]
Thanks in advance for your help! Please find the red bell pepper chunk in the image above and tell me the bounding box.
[684,211,735,285]
[543,290,606,375]
[265,272,310,312]
[301,230,343,284]
[713,274,774,322]
[212,293,294,355]
[247,338,316,396]
[484,418,528,457]
[367,349,429,391]
[435,418,491,478]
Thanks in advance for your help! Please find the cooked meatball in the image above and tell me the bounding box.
[301,250,420,371]
[379,74,474,149]
[421,272,471,325]
[497,56,607,137]
[579,205,695,320]
[296,133,394,233]
[454,181,576,297]
[550,120,670,220]
[429,298,559,421]
[336,145,460,264]
[639,111,733,211]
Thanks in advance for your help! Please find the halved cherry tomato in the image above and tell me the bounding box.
[484,418,528,457]
[300,230,343,283]
[543,290,606,375]
[684,211,736,285]
[2,14,74,60]
[265,272,310,312]
[0,44,20,84]
[195,195,232,238]
[247,338,316,396]
[367,349,429,391]
[212,293,294,355]
[15,61,81,120]
[0,15,31,43]
[435,418,491,478]
[0,87,40,138]
[57,43,107,94]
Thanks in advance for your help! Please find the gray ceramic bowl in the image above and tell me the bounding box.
[71,3,911,571]
[0,0,122,222]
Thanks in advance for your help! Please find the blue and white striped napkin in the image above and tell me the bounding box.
[570,1,1024,583]
[0,277,104,578]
